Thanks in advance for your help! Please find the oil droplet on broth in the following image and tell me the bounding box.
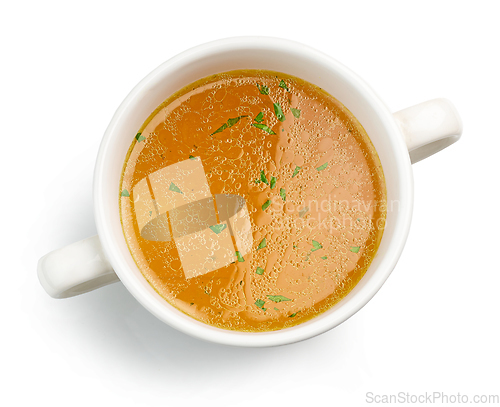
[119,69,386,332]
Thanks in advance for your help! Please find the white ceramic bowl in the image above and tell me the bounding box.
[38,37,462,347]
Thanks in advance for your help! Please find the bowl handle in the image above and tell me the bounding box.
[37,235,119,298]
[393,98,463,164]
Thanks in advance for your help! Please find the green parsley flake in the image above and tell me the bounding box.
[135,133,145,142]
[289,313,297,318]
[350,246,360,253]
[292,166,301,178]
[189,155,197,160]
[270,176,277,189]
[252,123,276,135]
[257,238,267,250]
[279,188,286,202]
[279,80,289,91]
[273,103,285,122]
[211,115,248,136]
[256,267,265,275]
[257,84,269,95]
[120,189,130,197]
[227,116,244,127]
[260,170,269,185]
[169,182,183,194]
[209,224,227,234]
[262,200,272,211]
[290,108,301,118]
[255,299,265,308]
[321,256,327,260]
[298,206,309,218]
[311,240,323,252]
[255,112,264,123]
[267,295,292,303]
[316,162,328,171]
[236,251,245,262]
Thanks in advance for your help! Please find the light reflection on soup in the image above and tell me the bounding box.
[120,70,386,332]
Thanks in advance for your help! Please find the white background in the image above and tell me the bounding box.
[2,1,499,406]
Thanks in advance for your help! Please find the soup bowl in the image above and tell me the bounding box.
[38,37,462,347]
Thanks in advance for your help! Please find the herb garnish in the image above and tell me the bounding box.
[169,182,183,194]
[350,246,360,253]
[273,102,285,122]
[236,251,245,262]
[316,162,328,171]
[279,80,289,91]
[120,189,130,197]
[257,238,267,250]
[292,166,301,178]
[267,295,292,303]
[255,112,264,123]
[257,84,269,95]
[262,200,272,211]
[211,115,248,136]
[260,170,269,185]
[311,240,323,252]
[252,123,276,135]
[209,224,227,234]
[189,155,197,160]
[290,108,301,118]
[256,267,265,275]
[135,133,145,142]
[280,188,286,202]
[298,206,309,218]
[270,176,277,190]
[255,299,265,308]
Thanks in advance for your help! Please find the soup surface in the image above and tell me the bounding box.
[120,70,386,332]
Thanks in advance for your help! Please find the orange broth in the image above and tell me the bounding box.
[119,70,386,332]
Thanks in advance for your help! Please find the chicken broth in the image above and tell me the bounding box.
[120,70,386,332]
